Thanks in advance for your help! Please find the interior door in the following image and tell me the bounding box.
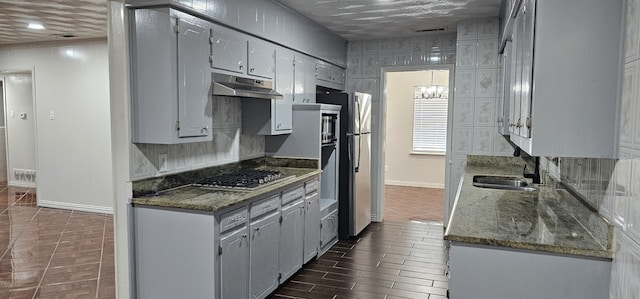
[177,19,211,138]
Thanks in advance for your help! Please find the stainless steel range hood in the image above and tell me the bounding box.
[212,73,283,100]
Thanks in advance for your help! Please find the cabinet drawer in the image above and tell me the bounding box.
[220,208,248,234]
[282,186,304,205]
[305,179,319,195]
[250,195,280,219]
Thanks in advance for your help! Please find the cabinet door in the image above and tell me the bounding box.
[316,62,332,82]
[294,56,316,103]
[498,41,512,135]
[510,10,524,135]
[331,66,345,86]
[249,212,280,299]
[220,227,248,299]
[211,28,247,74]
[275,50,294,131]
[320,210,337,250]
[280,200,304,281]
[248,40,275,79]
[303,193,320,263]
[519,0,536,138]
[177,19,212,138]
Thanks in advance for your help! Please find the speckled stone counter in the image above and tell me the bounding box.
[444,155,613,259]
[131,158,321,212]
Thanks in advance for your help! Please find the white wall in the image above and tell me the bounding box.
[0,39,114,212]
[3,73,36,187]
[385,70,447,188]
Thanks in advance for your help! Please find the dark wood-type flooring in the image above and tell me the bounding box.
[270,220,448,299]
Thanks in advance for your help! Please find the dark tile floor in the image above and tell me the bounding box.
[0,185,115,299]
[270,220,448,299]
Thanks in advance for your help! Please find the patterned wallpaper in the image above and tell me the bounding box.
[448,18,514,214]
[130,96,265,180]
[345,32,457,219]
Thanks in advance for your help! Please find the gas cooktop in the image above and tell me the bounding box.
[194,169,287,190]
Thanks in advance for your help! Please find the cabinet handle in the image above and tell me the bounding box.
[250,68,255,73]
[239,64,244,70]
[526,117,532,129]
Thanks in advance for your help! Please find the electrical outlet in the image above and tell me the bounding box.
[158,154,168,172]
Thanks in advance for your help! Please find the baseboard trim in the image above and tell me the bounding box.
[385,180,445,189]
[8,180,36,188]
[38,200,113,214]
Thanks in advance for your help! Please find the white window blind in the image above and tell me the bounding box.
[412,86,449,153]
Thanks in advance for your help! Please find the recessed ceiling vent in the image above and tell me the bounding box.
[415,28,446,33]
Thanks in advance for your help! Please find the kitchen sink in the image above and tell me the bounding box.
[472,175,538,192]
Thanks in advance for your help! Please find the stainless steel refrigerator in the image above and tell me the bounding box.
[317,91,372,238]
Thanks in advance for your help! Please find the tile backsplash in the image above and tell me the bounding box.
[131,96,265,181]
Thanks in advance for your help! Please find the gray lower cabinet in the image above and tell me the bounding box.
[131,8,213,144]
[279,199,305,281]
[448,242,611,299]
[249,207,280,299]
[304,179,320,263]
[218,206,249,299]
[320,209,338,252]
[132,206,215,299]
[219,226,249,299]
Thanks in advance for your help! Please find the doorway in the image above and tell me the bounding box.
[377,66,454,223]
[1,71,37,188]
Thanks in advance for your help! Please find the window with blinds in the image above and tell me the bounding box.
[412,85,449,153]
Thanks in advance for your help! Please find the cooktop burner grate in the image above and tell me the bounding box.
[195,169,284,189]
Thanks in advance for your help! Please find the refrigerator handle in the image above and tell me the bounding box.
[355,98,362,173]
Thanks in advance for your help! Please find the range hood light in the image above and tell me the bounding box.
[27,23,45,30]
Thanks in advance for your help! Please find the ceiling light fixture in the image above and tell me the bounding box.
[27,23,45,30]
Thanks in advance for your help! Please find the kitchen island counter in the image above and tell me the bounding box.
[445,155,613,259]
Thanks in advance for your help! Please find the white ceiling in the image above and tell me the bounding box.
[0,0,107,46]
[276,0,502,40]
[0,0,501,46]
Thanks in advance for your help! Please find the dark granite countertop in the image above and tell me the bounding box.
[444,155,613,259]
[131,158,321,212]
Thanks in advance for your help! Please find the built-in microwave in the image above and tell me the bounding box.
[321,113,337,145]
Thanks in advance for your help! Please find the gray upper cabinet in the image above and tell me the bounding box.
[131,8,213,144]
[316,61,345,90]
[178,18,212,138]
[210,25,247,75]
[294,55,317,103]
[210,24,275,80]
[501,0,624,158]
[142,0,347,67]
[248,40,276,79]
[241,47,293,135]
[274,49,294,131]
